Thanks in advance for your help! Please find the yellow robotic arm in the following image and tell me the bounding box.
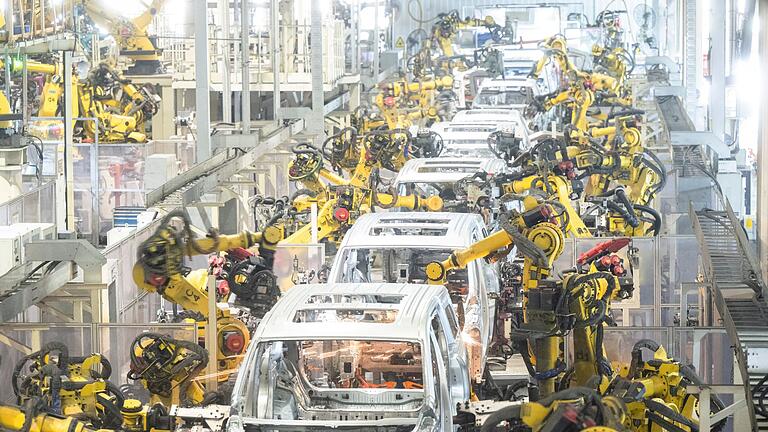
[0,407,99,432]
[281,189,443,245]
[12,342,126,429]
[425,197,566,284]
[132,210,282,382]
[128,332,208,407]
[499,173,592,238]
[80,0,166,74]
[132,210,282,317]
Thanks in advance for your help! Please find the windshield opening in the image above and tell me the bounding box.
[334,247,469,289]
[241,339,426,420]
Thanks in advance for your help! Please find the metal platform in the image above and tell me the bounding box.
[691,200,768,430]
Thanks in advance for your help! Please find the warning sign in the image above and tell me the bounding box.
[395,36,405,49]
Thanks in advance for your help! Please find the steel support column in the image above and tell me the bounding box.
[758,0,768,282]
[373,0,379,79]
[194,0,212,161]
[271,0,280,122]
[62,51,74,232]
[309,0,325,145]
[709,0,726,141]
[219,0,232,122]
[684,0,699,122]
[241,0,251,133]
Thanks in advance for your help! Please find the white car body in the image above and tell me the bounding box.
[473,77,555,131]
[228,282,470,431]
[328,212,500,383]
[434,109,530,158]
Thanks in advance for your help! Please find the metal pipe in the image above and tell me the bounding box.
[194,0,212,160]
[21,56,28,124]
[219,0,232,122]
[63,51,75,231]
[710,0,726,141]
[373,0,379,79]
[310,0,324,145]
[271,0,280,122]
[241,0,250,134]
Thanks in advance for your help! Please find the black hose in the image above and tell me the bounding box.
[643,148,668,195]
[537,386,602,407]
[614,188,639,227]
[645,398,699,430]
[289,188,318,203]
[96,389,124,428]
[629,338,661,376]
[606,108,645,120]
[634,204,662,236]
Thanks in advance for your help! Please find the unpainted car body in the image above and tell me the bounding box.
[433,110,530,158]
[473,77,556,131]
[227,282,470,431]
[328,212,500,383]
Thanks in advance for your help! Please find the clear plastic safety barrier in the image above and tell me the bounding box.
[565,326,733,385]
[552,236,701,327]
[28,117,194,245]
[0,180,56,226]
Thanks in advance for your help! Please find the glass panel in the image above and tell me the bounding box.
[661,306,679,326]
[273,243,326,292]
[9,199,22,224]
[22,190,40,223]
[601,327,670,367]
[659,236,700,304]
[675,328,734,385]
[628,309,654,326]
[551,238,575,275]
[40,182,56,224]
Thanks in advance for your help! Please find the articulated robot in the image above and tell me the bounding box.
[74,63,161,142]
[3,57,161,142]
[274,137,444,245]
[6,342,174,432]
[429,10,512,66]
[503,134,664,237]
[79,0,166,74]
[530,35,633,110]
[425,199,720,430]
[132,210,282,386]
[127,332,209,407]
[2,338,230,432]
[354,75,456,133]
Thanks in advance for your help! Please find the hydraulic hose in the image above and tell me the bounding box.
[633,204,662,236]
[614,188,639,228]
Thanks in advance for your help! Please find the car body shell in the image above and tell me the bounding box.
[328,212,500,383]
[228,282,470,431]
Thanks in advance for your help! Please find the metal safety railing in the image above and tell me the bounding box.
[691,198,768,430]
